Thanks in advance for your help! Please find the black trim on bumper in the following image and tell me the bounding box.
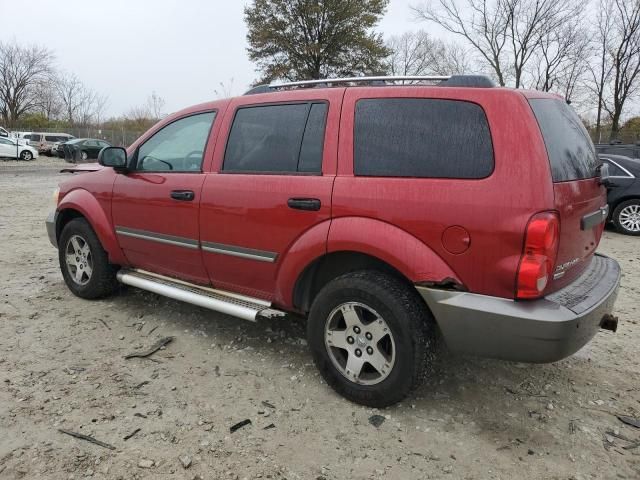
[46,211,58,248]
[417,254,621,363]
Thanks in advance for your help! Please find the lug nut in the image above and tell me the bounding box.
[347,336,355,345]
[366,346,373,355]
[353,326,361,334]
[365,332,372,340]
[355,349,362,357]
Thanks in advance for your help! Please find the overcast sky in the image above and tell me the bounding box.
[0,0,433,118]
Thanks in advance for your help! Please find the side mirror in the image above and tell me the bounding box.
[98,147,127,170]
[598,162,617,188]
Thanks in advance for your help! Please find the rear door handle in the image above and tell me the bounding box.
[170,190,195,201]
[287,198,321,211]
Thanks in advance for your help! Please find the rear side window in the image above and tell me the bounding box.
[354,98,494,178]
[224,102,327,173]
[529,99,599,182]
[602,159,628,177]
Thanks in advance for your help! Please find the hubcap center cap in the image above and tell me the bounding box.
[356,335,367,347]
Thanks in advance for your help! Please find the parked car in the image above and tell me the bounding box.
[599,153,640,235]
[26,133,75,155]
[61,138,112,163]
[0,137,39,160]
[46,75,621,407]
[10,131,31,145]
[596,142,640,160]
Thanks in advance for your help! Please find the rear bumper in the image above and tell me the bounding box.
[46,211,57,248]
[416,254,620,363]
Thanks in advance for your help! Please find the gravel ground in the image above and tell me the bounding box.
[0,166,639,480]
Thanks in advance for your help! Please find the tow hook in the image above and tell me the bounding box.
[600,314,618,332]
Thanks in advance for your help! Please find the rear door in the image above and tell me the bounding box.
[529,98,606,290]
[111,111,217,284]
[200,90,342,300]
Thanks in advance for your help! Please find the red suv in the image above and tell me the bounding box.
[46,75,620,407]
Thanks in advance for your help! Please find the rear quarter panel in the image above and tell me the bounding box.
[333,87,555,298]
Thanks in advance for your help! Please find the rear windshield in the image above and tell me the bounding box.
[529,99,599,182]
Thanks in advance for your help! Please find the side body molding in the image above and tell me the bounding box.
[327,217,461,284]
[56,188,128,265]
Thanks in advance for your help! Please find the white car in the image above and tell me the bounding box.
[0,137,39,160]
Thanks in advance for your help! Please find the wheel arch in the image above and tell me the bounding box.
[56,189,127,265]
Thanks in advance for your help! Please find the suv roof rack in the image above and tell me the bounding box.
[244,75,495,95]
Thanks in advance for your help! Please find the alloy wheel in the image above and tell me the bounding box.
[65,235,93,285]
[619,204,640,232]
[324,302,396,385]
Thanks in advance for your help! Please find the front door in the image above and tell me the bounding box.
[200,90,343,301]
[111,111,217,284]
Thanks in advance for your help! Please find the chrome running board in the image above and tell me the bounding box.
[116,269,286,322]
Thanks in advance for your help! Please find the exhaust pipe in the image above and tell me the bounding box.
[600,314,618,332]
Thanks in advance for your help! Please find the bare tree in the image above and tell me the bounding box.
[598,0,640,140]
[385,30,470,77]
[0,41,54,127]
[214,78,235,99]
[412,0,511,85]
[34,78,63,121]
[413,0,581,88]
[529,20,591,102]
[147,91,166,119]
[56,73,106,126]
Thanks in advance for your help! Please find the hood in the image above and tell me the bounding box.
[59,163,104,174]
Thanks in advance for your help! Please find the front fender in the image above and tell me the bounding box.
[57,188,127,265]
[327,217,461,284]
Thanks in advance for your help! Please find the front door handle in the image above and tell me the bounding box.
[170,190,195,201]
[287,198,321,211]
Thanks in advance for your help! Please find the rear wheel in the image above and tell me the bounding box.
[307,271,435,407]
[59,218,119,299]
[613,199,640,236]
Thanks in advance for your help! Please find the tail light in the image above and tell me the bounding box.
[516,212,560,299]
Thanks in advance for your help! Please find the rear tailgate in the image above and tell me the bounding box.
[529,98,607,292]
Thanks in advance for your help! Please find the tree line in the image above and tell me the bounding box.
[0,41,165,133]
[245,0,640,142]
[2,0,639,143]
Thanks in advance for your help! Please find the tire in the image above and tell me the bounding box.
[19,150,33,161]
[80,151,88,162]
[307,270,435,407]
[58,218,119,299]
[612,199,640,236]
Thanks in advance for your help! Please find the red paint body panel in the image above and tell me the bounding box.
[198,89,343,302]
[333,87,555,298]
[52,85,607,310]
[56,169,127,266]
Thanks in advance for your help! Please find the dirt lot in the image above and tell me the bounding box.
[0,162,639,480]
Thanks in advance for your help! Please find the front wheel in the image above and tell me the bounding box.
[307,271,435,407]
[59,218,119,299]
[612,199,640,236]
[20,150,33,161]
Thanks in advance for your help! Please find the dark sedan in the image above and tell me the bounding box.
[62,138,111,163]
[599,154,640,235]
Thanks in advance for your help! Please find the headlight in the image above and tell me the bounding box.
[53,187,59,205]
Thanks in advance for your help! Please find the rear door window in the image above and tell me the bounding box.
[354,98,494,178]
[529,99,599,182]
[223,102,327,174]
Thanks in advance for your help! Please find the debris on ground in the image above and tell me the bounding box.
[123,428,141,441]
[138,459,154,468]
[617,415,640,429]
[369,415,386,428]
[262,400,276,409]
[124,336,174,359]
[263,423,276,430]
[179,455,193,469]
[230,419,252,433]
[57,429,116,450]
